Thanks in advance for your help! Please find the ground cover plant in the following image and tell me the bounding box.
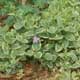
[0,0,80,80]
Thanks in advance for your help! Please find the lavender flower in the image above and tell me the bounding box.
[33,36,40,44]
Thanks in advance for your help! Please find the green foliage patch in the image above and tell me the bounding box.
[0,0,80,75]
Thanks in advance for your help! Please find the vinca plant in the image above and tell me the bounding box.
[0,0,80,76]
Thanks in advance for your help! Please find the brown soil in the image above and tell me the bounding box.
[0,63,60,80]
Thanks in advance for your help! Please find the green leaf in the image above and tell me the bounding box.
[48,26,57,34]
[4,31,16,44]
[59,71,71,80]
[44,53,53,61]
[44,43,54,51]
[2,42,9,55]
[4,15,15,26]
[16,34,28,43]
[33,0,48,8]
[0,26,9,34]
[25,50,34,57]
[23,30,34,37]
[67,50,78,62]
[55,43,63,52]
[62,40,69,49]
[64,26,77,33]
[14,20,24,30]
[65,33,75,41]
[11,43,22,50]
[32,43,41,51]
[71,61,80,69]
[34,52,43,59]
[53,34,63,40]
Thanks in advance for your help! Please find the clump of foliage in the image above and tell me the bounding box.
[0,0,80,75]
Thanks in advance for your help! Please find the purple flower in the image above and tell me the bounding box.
[33,36,40,43]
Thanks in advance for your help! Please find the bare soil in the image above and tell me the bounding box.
[0,63,60,80]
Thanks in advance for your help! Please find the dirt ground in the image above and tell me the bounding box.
[0,63,60,80]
